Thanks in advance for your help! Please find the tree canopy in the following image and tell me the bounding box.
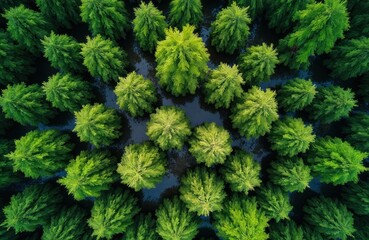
[342,180,369,215]
[125,214,159,240]
[345,112,369,152]
[231,0,263,19]
[169,0,203,28]
[269,220,304,240]
[0,140,22,188]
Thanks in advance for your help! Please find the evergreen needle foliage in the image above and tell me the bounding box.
[345,112,369,152]
[43,73,92,112]
[0,83,54,126]
[256,184,293,222]
[80,0,129,40]
[342,180,369,215]
[277,78,316,112]
[304,196,355,240]
[350,216,369,240]
[146,106,191,150]
[156,197,200,240]
[307,137,368,185]
[211,2,251,54]
[268,158,312,192]
[189,123,233,167]
[231,86,279,138]
[58,150,118,200]
[268,117,315,157]
[302,225,325,240]
[2,184,63,233]
[81,35,127,83]
[114,72,157,117]
[169,0,203,28]
[239,43,279,84]
[179,167,226,216]
[155,25,209,96]
[73,104,121,147]
[231,0,263,19]
[133,2,167,53]
[269,220,304,240]
[88,190,140,240]
[117,143,166,191]
[221,150,261,194]
[214,196,269,240]
[6,130,73,179]
[204,63,244,109]
[0,140,22,188]
[42,32,83,72]
[125,214,159,240]
[347,1,369,38]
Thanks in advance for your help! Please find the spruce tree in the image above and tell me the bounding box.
[114,72,157,117]
[58,151,118,200]
[43,73,92,112]
[231,0,263,19]
[0,140,22,188]
[268,117,315,157]
[347,1,369,39]
[146,106,191,150]
[81,35,127,83]
[125,214,159,240]
[179,167,226,216]
[350,215,369,240]
[268,158,312,193]
[277,78,316,112]
[302,225,325,240]
[155,25,209,96]
[214,196,269,240]
[345,113,369,152]
[42,32,83,72]
[279,0,349,69]
[211,3,251,54]
[3,5,52,55]
[239,43,279,85]
[231,86,278,138]
[204,63,244,109]
[1,0,30,10]
[80,0,129,40]
[73,104,121,147]
[88,190,140,239]
[156,197,200,240]
[2,184,63,233]
[133,2,167,53]
[310,86,357,124]
[304,196,355,239]
[342,180,369,215]
[117,143,166,191]
[307,137,368,185]
[221,150,261,195]
[0,83,54,127]
[6,130,73,179]
[269,220,303,240]
[189,123,233,167]
[169,0,203,28]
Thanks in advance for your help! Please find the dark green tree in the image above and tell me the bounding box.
[42,32,83,72]
[279,0,349,69]
[211,3,251,54]
[204,63,244,109]
[6,130,73,179]
[302,225,325,240]
[88,190,140,239]
[350,215,369,240]
[342,180,369,215]
[80,0,129,40]
[307,137,368,185]
[133,2,167,53]
[268,117,315,157]
[35,0,80,28]
[256,184,293,222]
[146,106,191,150]
[0,140,22,188]
[117,143,166,191]
[345,113,369,152]
[310,86,357,124]
[114,72,157,117]
[2,184,62,233]
[125,214,159,240]
[43,73,92,112]
[81,35,127,83]
[214,196,269,240]
[304,196,355,239]
[156,197,200,240]
[169,0,203,28]
[268,158,312,193]
[1,0,30,10]
[277,78,316,112]
[3,5,52,55]
[73,103,121,147]
[58,151,118,200]
[326,38,369,80]
[155,25,209,96]
[231,0,263,19]
[0,83,54,126]
[231,86,279,138]
[346,1,369,38]
[239,43,279,85]
[221,150,261,195]
[269,220,303,240]
[189,123,232,167]
[179,167,226,216]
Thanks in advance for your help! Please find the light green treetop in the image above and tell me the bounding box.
[169,0,203,28]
